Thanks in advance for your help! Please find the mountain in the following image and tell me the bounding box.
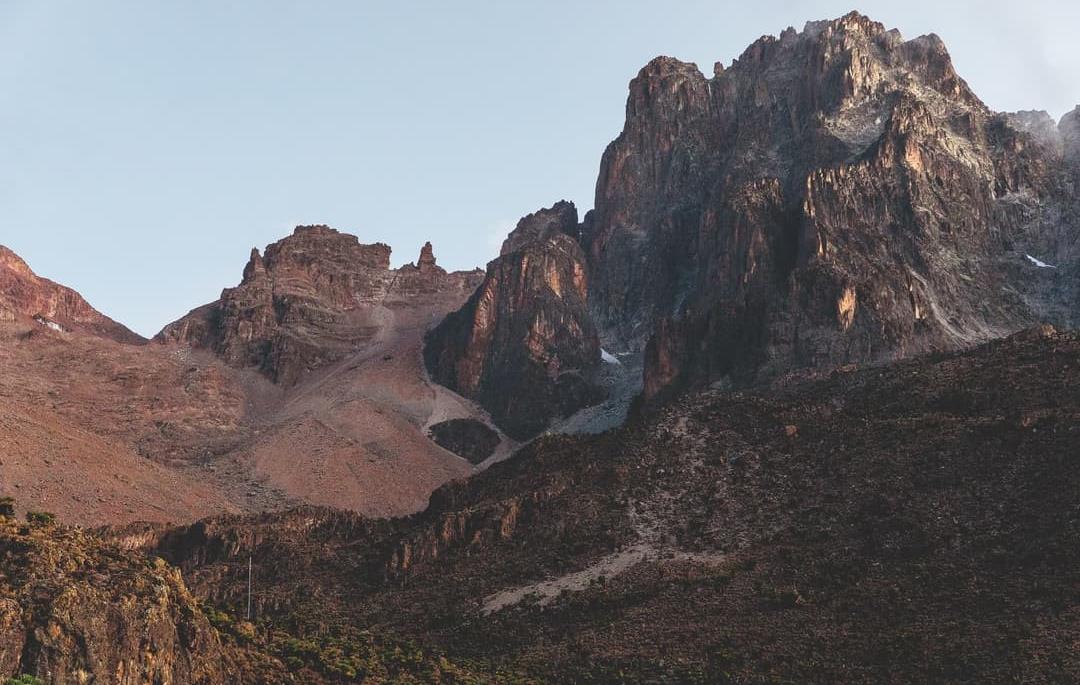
[0,249,241,524]
[157,225,482,386]
[577,12,1080,402]
[417,13,1080,431]
[4,11,1080,684]
[0,234,500,525]
[424,201,604,439]
[114,325,1080,683]
[152,227,500,516]
[0,245,142,344]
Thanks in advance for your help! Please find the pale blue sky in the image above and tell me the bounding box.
[2,1,1077,336]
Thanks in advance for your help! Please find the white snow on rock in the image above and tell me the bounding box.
[33,315,65,332]
[1025,254,1057,269]
[601,349,621,365]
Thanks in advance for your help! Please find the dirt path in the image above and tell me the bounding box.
[482,543,724,614]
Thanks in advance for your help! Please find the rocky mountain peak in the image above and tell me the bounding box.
[158,226,482,385]
[241,247,267,283]
[574,12,1080,403]
[426,201,602,439]
[265,224,392,273]
[0,245,32,277]
[417,241,437,269]
[500,200,579,256]
[1005,110,1063,151]
[0,245,142,343]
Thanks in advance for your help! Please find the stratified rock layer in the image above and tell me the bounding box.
[158,227,481,385]
[425,202,602,439]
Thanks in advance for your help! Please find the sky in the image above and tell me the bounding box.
[1,0,1078,336]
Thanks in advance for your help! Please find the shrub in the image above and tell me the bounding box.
[6,675,45,685]
[26,511,55,526]
[0,497,15,518]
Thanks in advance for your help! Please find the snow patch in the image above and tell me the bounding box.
[1025,254,1057,269]
[600,348,621,365]
[33,315,65,332]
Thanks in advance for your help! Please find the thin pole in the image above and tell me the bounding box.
[246,555,253,621]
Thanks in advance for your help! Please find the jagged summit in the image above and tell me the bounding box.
[499,200,579,256]
[417,240,437,269]
[566,11,1080,402]
[158,225,481,385]
[426,200,602,439]
[422,11,1080,432]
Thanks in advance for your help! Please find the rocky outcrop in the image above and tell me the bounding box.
[158,226,481,385]
[390,241,484,298]
[0,246,143,343]
[578,12,1080,401]
[425,202,603,439]
[0,514,283,684]
[582,57,714,345]
[157,226,393,384]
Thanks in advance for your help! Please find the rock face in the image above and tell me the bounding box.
[158,226,480,385]
[157,226,392,385]
[1063,106,1080,164]
[0,245,143,343]
[425,202,603,439]
[391,241,482,297]
[0,515,282,684]
[577,12,1080,401]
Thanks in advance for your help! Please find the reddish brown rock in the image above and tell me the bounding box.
[0,245,143,343]
[157,226,394,384]
[158,227,481,385]
[425,202,603,439]
[390,241,483,298]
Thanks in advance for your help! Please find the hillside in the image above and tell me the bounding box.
[0,231,502,525]
[114,326,1080,683]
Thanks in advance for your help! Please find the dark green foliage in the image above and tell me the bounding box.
[26,511,55,526]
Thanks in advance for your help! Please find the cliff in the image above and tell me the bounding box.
[424,202,603,439]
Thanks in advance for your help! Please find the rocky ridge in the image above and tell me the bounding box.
[0,246,143,344]
[577,12,1080,401]
[0,233,492,525]
[424,201,603,439]
[158,226,482,386]
[422,13,1080,425]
